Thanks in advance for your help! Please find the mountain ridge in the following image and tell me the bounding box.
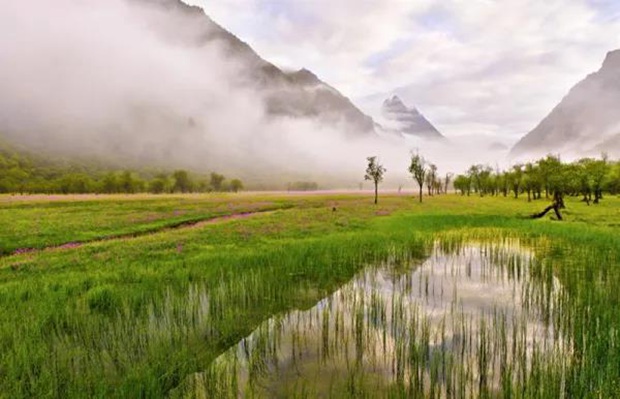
[511,49,620,158]
[380,95,445,140]
[132,0,376,135]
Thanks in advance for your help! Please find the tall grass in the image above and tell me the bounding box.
[0,194,618,397]
[182,240,574,398]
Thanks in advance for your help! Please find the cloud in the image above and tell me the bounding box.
[0,0,435,186]
[188,0,620,141]
[3,0,617,183]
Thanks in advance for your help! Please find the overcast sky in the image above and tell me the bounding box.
[185,0,620,143]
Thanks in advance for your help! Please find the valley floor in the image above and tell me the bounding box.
[0,192,618,397]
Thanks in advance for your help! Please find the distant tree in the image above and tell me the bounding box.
[210,172,225,192]
[409,153,426,203]
[364,156,386,204]
[172,170,192,193]
[5,167,29,194]
[605,161,620,194]
[444,172,453,194]
[510,164,523,199]
[434,177,443,195]
[59,173,93,194]
[453,175,468,195]
[425,163,437,196]
[288,181,319,191]
[588,154,609,204]
[149,174,169,194]
[478,166,493,196]
[229,178,244,193]
[119,171,136,193]
[497,171,509,197]
[101,172,119,194]
[467,165,484,196]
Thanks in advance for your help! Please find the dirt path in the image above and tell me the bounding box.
[10,209,276,257]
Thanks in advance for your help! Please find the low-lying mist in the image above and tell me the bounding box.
[0,0,508,189]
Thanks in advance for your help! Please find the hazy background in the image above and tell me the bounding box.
[191,0,620,142]
[2,0,619,188]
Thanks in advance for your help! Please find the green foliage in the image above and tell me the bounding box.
[408,153,426,202]
[453,174,471,195]
[209,173,225,191]
[172,170,192,193]
[0,140,241,194]
[148,174,170,194]
[365,156,386,204]
[454,153,617,205]
[229,179,243,193]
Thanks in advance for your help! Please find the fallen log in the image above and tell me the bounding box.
[531,202,563,220]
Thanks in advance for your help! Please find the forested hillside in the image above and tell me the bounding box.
[0,138,242,194]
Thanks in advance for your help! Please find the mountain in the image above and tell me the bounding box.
[380,96,444,140]
[0,0,386,185]
[133,0,376,135]
[511,49,620,158]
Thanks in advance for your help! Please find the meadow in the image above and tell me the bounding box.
[0,192,618,398]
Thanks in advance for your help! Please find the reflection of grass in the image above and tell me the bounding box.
[198,241,580,398]
[0,193,619,397]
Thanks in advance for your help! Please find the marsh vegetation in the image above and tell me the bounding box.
[0,193,618,397]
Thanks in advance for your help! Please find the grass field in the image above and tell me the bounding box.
[0,192,618,398]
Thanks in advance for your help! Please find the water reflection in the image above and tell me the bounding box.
[184,241,571,398]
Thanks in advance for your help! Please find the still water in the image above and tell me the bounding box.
[185,241,570,398]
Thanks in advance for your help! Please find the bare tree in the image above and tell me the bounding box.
[364,156,386,204]
[409,153,426,203]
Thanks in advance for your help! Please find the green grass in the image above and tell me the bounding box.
[0,192,618,397]
[0,193,301,255]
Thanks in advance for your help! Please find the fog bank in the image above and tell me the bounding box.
[0,0,508,188]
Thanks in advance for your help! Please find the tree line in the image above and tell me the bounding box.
[452,154,620,204]
[0,141,243,194]
[365,153,452,204]
[365,152,620,211]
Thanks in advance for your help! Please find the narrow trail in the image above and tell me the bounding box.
[8,209,278,258]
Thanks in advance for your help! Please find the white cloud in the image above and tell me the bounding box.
[186,0,620,141]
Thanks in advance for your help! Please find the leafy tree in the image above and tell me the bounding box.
[119,171,138,193]
[478,166,493,196]
[101,172,119,194]
[409,154,426,203]
[210,173,225,192]
[364,156,386,204]
[453,175,471,196]
[588,154,609,204]
[497,171,509,197]
[59,173,94,194]
[510,164,523,199]
[172,170,192,193]
[537,155,560,198]
[149,174,169,194]
[229,179,243,193]
[606,162,620,194]
[466,164,492,196]
[523,162,540,202]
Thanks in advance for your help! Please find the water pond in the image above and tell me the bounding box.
[181,240,571,398]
